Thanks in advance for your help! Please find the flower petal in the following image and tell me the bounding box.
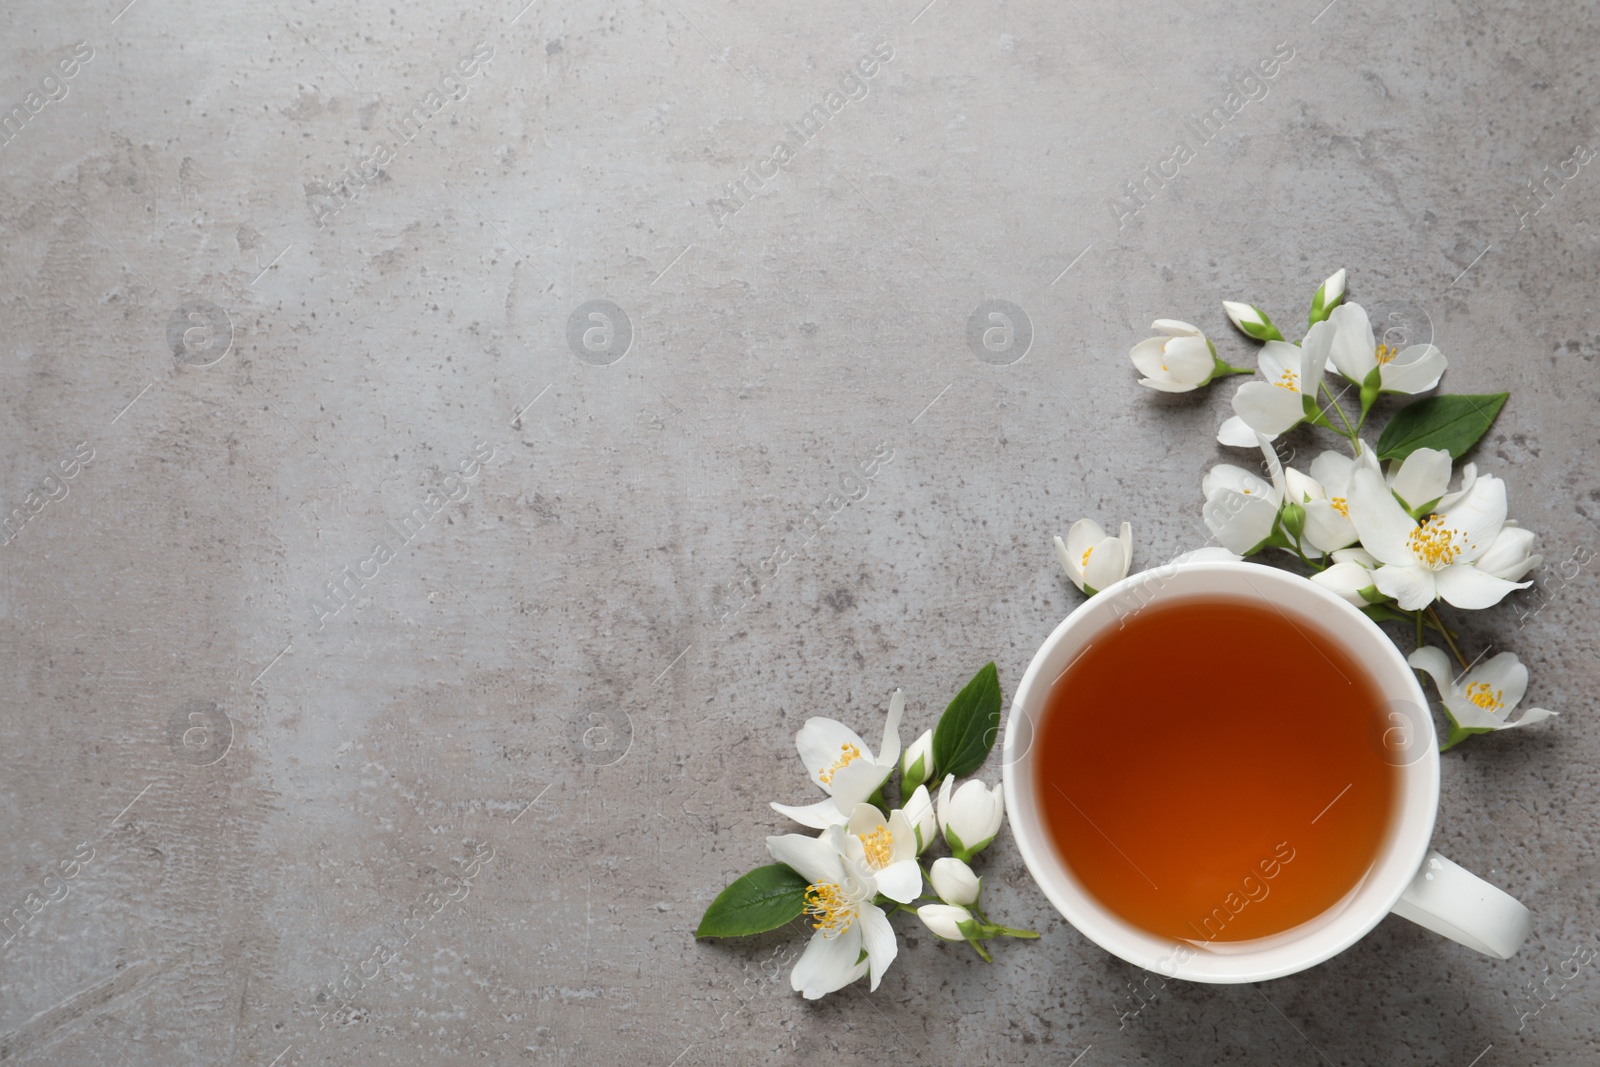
[1380,344,1447,394]
[1388,447,1453,512]
[766,832,844,886]
[1083,535,1130,592]
[1152,318,1202,337]
[1054,534,1083,588]
[1475,524,1540,581]
[857,903,898,991]
[872,859,922,905]
[1256,340,1301,383]
[1298,318,1335,397]
[1160,335,1215,386]
[1505,706,1556,729]
[1065,518,1108,558]
[1302,499,1359,553]
[771,799,850,829]
[878,690,904,769]
[1349,468,1418,566]
[1129,337,1170,379]
[1284,467,1325,504]
[1311,560,1375,605]
[1203,490,1279,555]
[845,803,888,839]
[828,756,891,812]
[1310,449,1356,495]
[1217,415,1263,447]
[1373,564,1438,609]
[1232,381,1306,436]
[1203,464,1273,500]
[1436,462,1478,513]
[1139,375,1202,393]
[1331,546,1380,568]
[1328,303,1376,383]
[1467,652,1529,710]
[887,810,917,864]
[1437,475,1508,564]
[1434,565,1528,610]
[1406,645,1454,699]
[797,718,871,790]
[791,923,866,999]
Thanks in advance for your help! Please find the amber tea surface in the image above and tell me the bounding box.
[1034,595,1399,943]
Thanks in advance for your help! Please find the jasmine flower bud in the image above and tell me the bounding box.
[929,857,981,906]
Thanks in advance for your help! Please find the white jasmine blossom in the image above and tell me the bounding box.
[937,776,1005,862]
[766,827,897,998]
[1473,522,1542,581]
[771,690,903,829]
[841,803,922,904]
[899,729,934,790]
[1222,300,1285,342]
[1328,302,1447,394]
[1309,546,1382,606]
[929,857,981,907]
[1130,320,1247,392]
[1282,465,1358,554]
[917,903,975,942]
[1309,268,1346,325]
[1408,647,1555,747]
[902,784,937,854]
[1347,467,1530,610]
[1202,434,1287,555]
[1219,320,1334,444]
[1054,519,1133,595]
[1385,447,1454,516]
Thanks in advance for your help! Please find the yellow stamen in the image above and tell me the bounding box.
[1331,496,1349,518]
[1080,547,1093,569]
[1375,343,1398,365]
[1407,514,1463,569]
[804,882,856,937]
[860,825,894,870]
[818,742,861,786]
[1274,368,1300,392]
[1465,681,1504,712]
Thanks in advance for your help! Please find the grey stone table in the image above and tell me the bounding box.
[2,0,1596,1063]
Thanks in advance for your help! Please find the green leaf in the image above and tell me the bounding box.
[1375,393,1509,461]
[932,662,1003,780]
[1359,603,1409,623]
[695,864,810,938]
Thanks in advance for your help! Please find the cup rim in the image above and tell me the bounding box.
[1000,559,1440,983]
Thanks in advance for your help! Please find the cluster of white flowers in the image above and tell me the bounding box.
[1111,269,1557,748]
[764,693,1034,998]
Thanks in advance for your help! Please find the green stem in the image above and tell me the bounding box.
[965,938,994,963]
[1284,530,1325,572]
[1426,606,1471,670]
[1413,609,1424,651]
[1318,381,1360,446]
[989,925,1040,939]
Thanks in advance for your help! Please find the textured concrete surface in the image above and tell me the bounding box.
[2,0,1598,1063]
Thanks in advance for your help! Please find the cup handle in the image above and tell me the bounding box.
[1389,849,1531,958]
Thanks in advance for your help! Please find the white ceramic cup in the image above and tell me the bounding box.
[1001,559,1532,982]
